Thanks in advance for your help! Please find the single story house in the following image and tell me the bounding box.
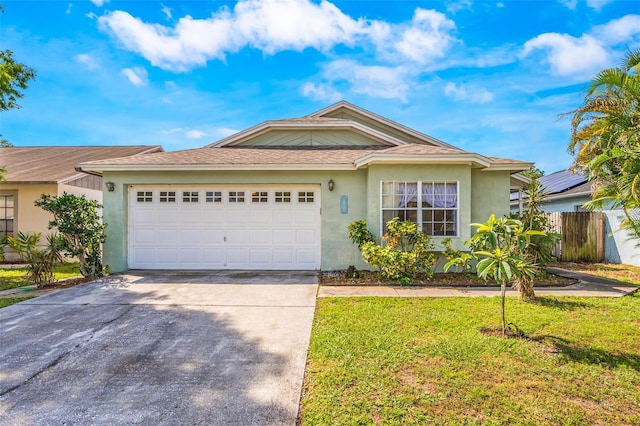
[1,145,163,260]
[79,101,532,272]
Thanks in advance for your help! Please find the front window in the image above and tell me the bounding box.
[0,195,14,240]
[381,181,458,236]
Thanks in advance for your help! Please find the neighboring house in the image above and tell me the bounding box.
[512,168,639,266]
[79,101,532,272]
[510,169,591,213]
[1,146,163,260]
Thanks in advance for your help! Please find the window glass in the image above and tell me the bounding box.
[298,191,314,203]
[137,191,153,202]
[183,191,199,203]
[381,181,457,236]
[206,191,222,203]
[159,191,176,203]
[252,191,268,203]
[0,195,14,239]
[275,191,291,203]
[229,191,245,203]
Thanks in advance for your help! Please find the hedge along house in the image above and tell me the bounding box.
[78,102,532,272]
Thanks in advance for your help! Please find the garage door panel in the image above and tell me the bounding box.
[181,210,202,223]
[157,210,180,224]
[181,229,203,244]
[132,210,155,225]
[251,229,270,244]
[132,229,156,244]
[273,229,294,244]
[129,186,320,270]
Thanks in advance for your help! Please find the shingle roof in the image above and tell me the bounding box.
[1,146,164,183]
[79,145,530,171]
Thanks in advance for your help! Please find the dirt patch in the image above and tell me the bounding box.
[320,270,577,287]
[0,276,90,299]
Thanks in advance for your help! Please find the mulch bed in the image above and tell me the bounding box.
[320,270,577,287]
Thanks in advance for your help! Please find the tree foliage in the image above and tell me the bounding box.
[0,49,36,111]
[567,49,640,246]
[35,193,107,279]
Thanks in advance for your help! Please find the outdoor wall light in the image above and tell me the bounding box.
[328,179,335,191]
[105,182,115,192]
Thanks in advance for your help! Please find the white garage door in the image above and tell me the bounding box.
[128,185,321,270]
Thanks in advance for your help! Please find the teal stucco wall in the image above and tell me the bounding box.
[102,166,514,272]
[102,170,369,272]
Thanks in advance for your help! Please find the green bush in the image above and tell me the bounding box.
[6,232,64,286]
[348,218,436,283]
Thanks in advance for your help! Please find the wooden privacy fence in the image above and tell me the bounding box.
[546,211,605,262]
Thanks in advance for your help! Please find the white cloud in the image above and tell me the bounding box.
[301,82,341,102]
[90,0,109,6]
[75,53,99,70]
[98,1,457,72]
[446,0,473,14]
[590,14,640,44]
[186,129,207,139]
[212,127,240,138]
[86,12,98,20]
[391,9,457,64]
[161,3,172,20]
[496,2,504,8]
[444,82,494,104]
[121,67,149,86]
[521,14,640,77]
[98,0,367,71]
[586,0,613,11]
[322,60,410,101]
[66,3,72,14]
[521,33,610,77]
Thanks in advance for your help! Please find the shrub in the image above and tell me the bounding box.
[35,193,107,279]
[6,231,64,286]
[348,218,436,283]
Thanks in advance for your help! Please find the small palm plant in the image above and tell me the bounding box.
[445,215,545,335]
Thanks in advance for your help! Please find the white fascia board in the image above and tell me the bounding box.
[209,120,407,147]
[481,162,534,172]
[308,101,458,149]
[354,153,491,168]
[78,163,356,174]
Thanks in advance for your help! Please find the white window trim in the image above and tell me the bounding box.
[379,180,460,237]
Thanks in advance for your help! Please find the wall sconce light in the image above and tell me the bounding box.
[105,182,115,192]
[328,179,335,191]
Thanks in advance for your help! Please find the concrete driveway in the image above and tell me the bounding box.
[0,270,318,425]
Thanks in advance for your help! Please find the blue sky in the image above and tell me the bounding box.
[1,0,639,173]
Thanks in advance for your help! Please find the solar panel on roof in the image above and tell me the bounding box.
[541,170,587,195]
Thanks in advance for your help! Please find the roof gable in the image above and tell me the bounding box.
[308,101,457,149]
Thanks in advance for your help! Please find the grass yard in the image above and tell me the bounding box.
[0,262,81,291]
[0,296,35,308]
[301,294,640,425]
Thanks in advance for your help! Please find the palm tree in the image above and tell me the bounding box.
[567,49,640,244]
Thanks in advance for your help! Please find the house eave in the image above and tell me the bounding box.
[77,163,357,174]
[354,153,491,169]
[480,162,534,172]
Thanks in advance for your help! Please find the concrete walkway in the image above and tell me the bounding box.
[318,268,638,298]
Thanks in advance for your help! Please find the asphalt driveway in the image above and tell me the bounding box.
[0,270,318,425]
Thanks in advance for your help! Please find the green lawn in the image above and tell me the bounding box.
[0,262,81,291]
[0,296,35,308]
[301,294,640,425]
